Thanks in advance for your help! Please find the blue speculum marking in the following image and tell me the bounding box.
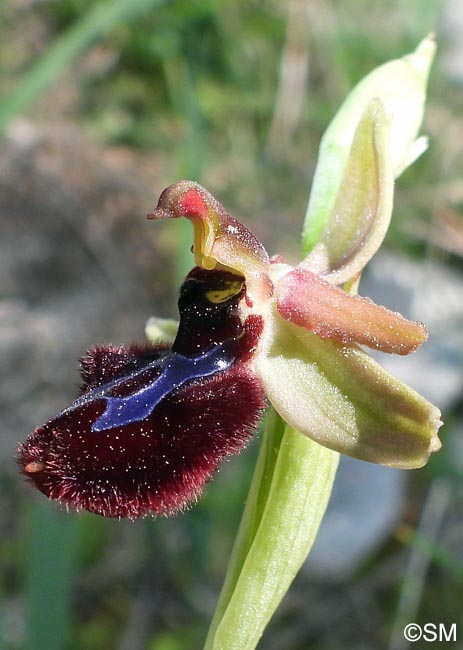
[90,342,235,433]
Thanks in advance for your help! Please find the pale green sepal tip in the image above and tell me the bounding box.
[145,317,178,344]
[302,34,436,255]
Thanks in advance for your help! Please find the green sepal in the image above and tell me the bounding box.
[256,316,441,469]
[302,99,393,283]
[145,317,178,345]
[302,35,435,254]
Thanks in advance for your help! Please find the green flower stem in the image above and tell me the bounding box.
[204,409,339,649]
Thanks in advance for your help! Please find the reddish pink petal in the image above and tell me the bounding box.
[276,267,427,355]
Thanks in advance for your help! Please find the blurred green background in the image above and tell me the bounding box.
[0,1,462,649]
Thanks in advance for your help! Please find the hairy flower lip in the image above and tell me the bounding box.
[18,268,267,519]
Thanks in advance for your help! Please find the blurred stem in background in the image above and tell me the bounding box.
[25,504,81,650]
[389,478,459,650]
[0,0,166,134]
[0,580,3,650]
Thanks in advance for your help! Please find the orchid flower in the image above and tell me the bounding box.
[18,168,441,517]
[18,37,441,525]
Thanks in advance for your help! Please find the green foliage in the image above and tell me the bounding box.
[0,0,167,135]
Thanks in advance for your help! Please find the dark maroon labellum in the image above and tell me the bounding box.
[18,269,265,519]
